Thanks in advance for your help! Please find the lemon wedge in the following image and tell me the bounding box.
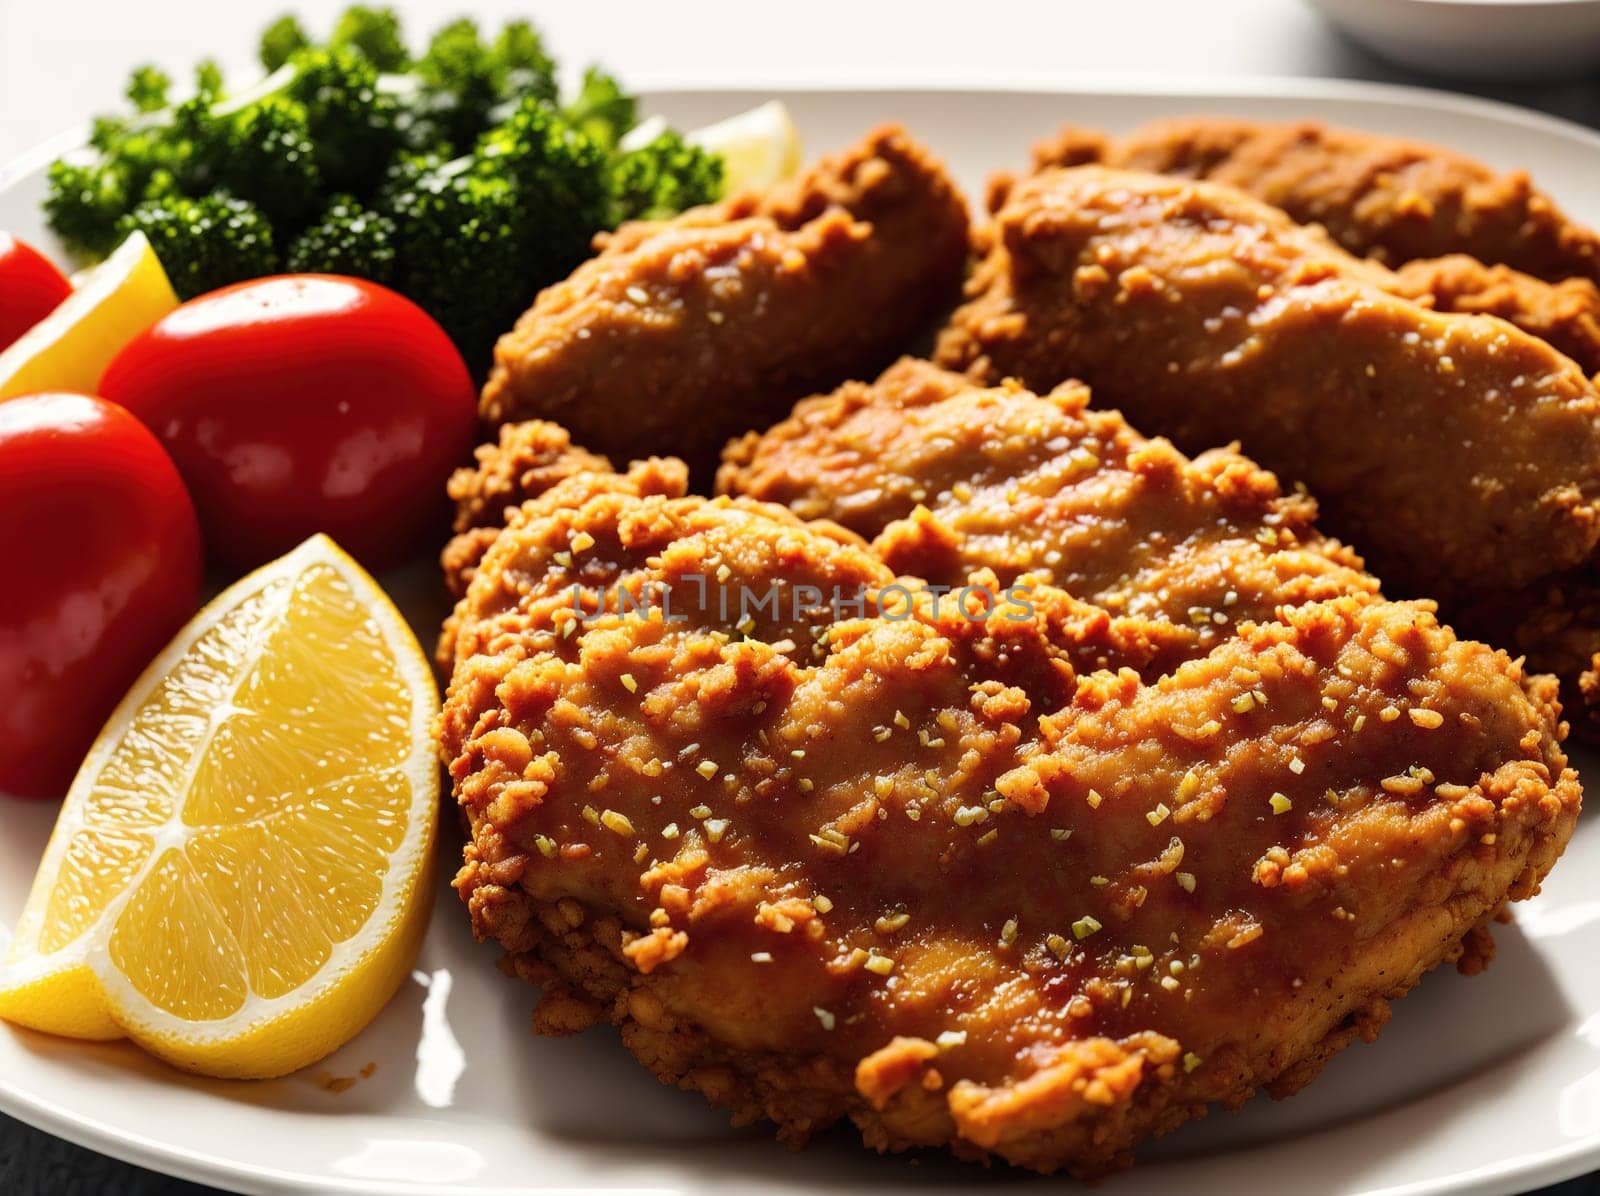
[688,100,804,194]
[0,231,178,401]
[0,534,438,1078]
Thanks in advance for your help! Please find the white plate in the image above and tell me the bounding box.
[5,77,1600,1196]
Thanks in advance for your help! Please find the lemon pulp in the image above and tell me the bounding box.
[0,535,438,1078]
[0,231,178,400]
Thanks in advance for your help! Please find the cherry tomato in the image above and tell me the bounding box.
[0,233,72,351]
[0,393,202,798]
[100,275,477,573]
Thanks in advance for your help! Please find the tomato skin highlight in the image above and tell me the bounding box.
[0,233,73,351]
[0,393,203,798]
[100,275,479,573]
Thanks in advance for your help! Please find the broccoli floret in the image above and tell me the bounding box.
[378,96,610,366]
[163,94,227,193]
[330,5,408,71]
[41,4,715,376]
[407,18,501,154]
[285,194,398,281]
[374,149,447,203]
[564,67,635,151]
[607,130,723,225]
[117,194,278,298]
[126,65,171,113]
[259,14,310,71]
[493,20,557,106]
[217,99,321,225]
[88,115,132,156]
[385,160,530,369]
[44,159,129,257]
[403,17,560,155]
[283,46,398,193]
[194,59,225,103]
[471,96,608,272]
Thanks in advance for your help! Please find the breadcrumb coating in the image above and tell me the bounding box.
[477,124,971,477]
[936,167,1600,602]
[720,357,1377,675]
[441,474,1578,1177]
[1003,123,1600,372]
[1388,256,1600,376]
[1021,117,1600,283]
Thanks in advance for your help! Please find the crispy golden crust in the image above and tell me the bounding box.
[1009,125,1600,374]
[936,167,1600,601]
[436,460,691,670]
[719,358,1378,674]
[477,125,971,477]
[441,421,620,600]
[442,475,1579,1177]
[1387,256,1600,376]
[1454,566,1600,742]
[1031,117,1600,283]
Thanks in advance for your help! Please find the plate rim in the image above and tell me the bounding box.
[4,70,1600,1196]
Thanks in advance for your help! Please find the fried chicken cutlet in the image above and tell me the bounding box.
[477,125,971,476]
[1023,117,1600,283]
[719,358,1377,675]
[1386,256,1600,375]
[441,472,1579,1177]
[936,167,1600,605]
[1004,124,1600,374]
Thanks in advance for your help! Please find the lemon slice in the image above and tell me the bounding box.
[0,534,438,1079]
[0,231,178,401]
[688,100,804,194]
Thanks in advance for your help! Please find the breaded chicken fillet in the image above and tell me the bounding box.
[1003,124,1600,373]
[937,167,1600,603]
[719,358,1377,674]
[441,473,1579,1178]
[477,124,971,476]
[1387,256,1600,375]
[1022,117,1600,283]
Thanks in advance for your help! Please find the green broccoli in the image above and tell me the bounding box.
[125,65,171,113]
[194,59,225,102]
[493,20,557,106]
[404,17,562,156]
[217,99,321,225]
[564,68,635,151]
[385,160,531,369]
[405,18,501,155]
[607,129,723,225]
[329,5,408,72]
[117,194,278,298]
[285,195,397,281]
[40,3,727,377]
[471,96,608,272]
[164,94,227,193]
[259,14,310,71]
[283,46,398,193]
[44,159,129,257]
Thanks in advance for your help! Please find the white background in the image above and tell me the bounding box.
[6,0,1600,164]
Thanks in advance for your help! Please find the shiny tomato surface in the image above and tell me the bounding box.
[0,393,202,798]
[100,275,478,572]
[0,233,72,351]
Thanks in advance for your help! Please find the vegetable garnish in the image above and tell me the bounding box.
[0,533,438,1079]
[43,6,725,370]
[0,231,178,401]
[0,234,72,352]
[100,274,477,572]
[0,392,202,798]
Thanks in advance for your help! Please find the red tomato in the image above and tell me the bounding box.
[0,393,202,798]
[0,233,72,351]
[100,275,477,573]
